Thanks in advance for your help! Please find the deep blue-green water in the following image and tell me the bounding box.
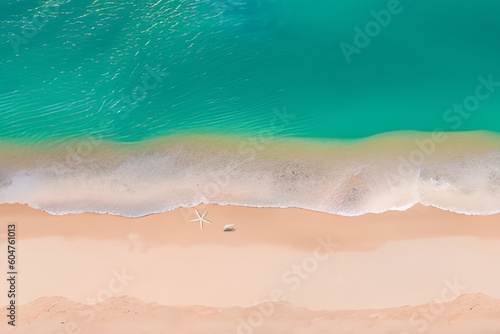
[1,0,500,143]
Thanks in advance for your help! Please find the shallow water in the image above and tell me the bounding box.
[0,132,498,216]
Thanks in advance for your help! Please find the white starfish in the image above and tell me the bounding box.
[191,210,213,230]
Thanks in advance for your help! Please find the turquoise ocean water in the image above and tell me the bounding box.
[1,0,500,143]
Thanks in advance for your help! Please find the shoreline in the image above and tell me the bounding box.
[1,130,500,217]
[3,203,500,249]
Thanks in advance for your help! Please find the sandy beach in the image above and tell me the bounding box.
[2,293,500,334]
[1,203,500,332]
[2,1,500,333]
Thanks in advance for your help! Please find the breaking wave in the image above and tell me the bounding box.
[1,131,500,217]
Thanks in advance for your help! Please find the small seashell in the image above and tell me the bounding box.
[223,224,234,231]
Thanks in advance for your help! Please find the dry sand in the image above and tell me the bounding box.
[2,293,500,334]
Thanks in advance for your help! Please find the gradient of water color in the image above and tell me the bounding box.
[1,0,500,143]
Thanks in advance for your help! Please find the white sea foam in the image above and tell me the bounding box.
[1,133,500,217]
